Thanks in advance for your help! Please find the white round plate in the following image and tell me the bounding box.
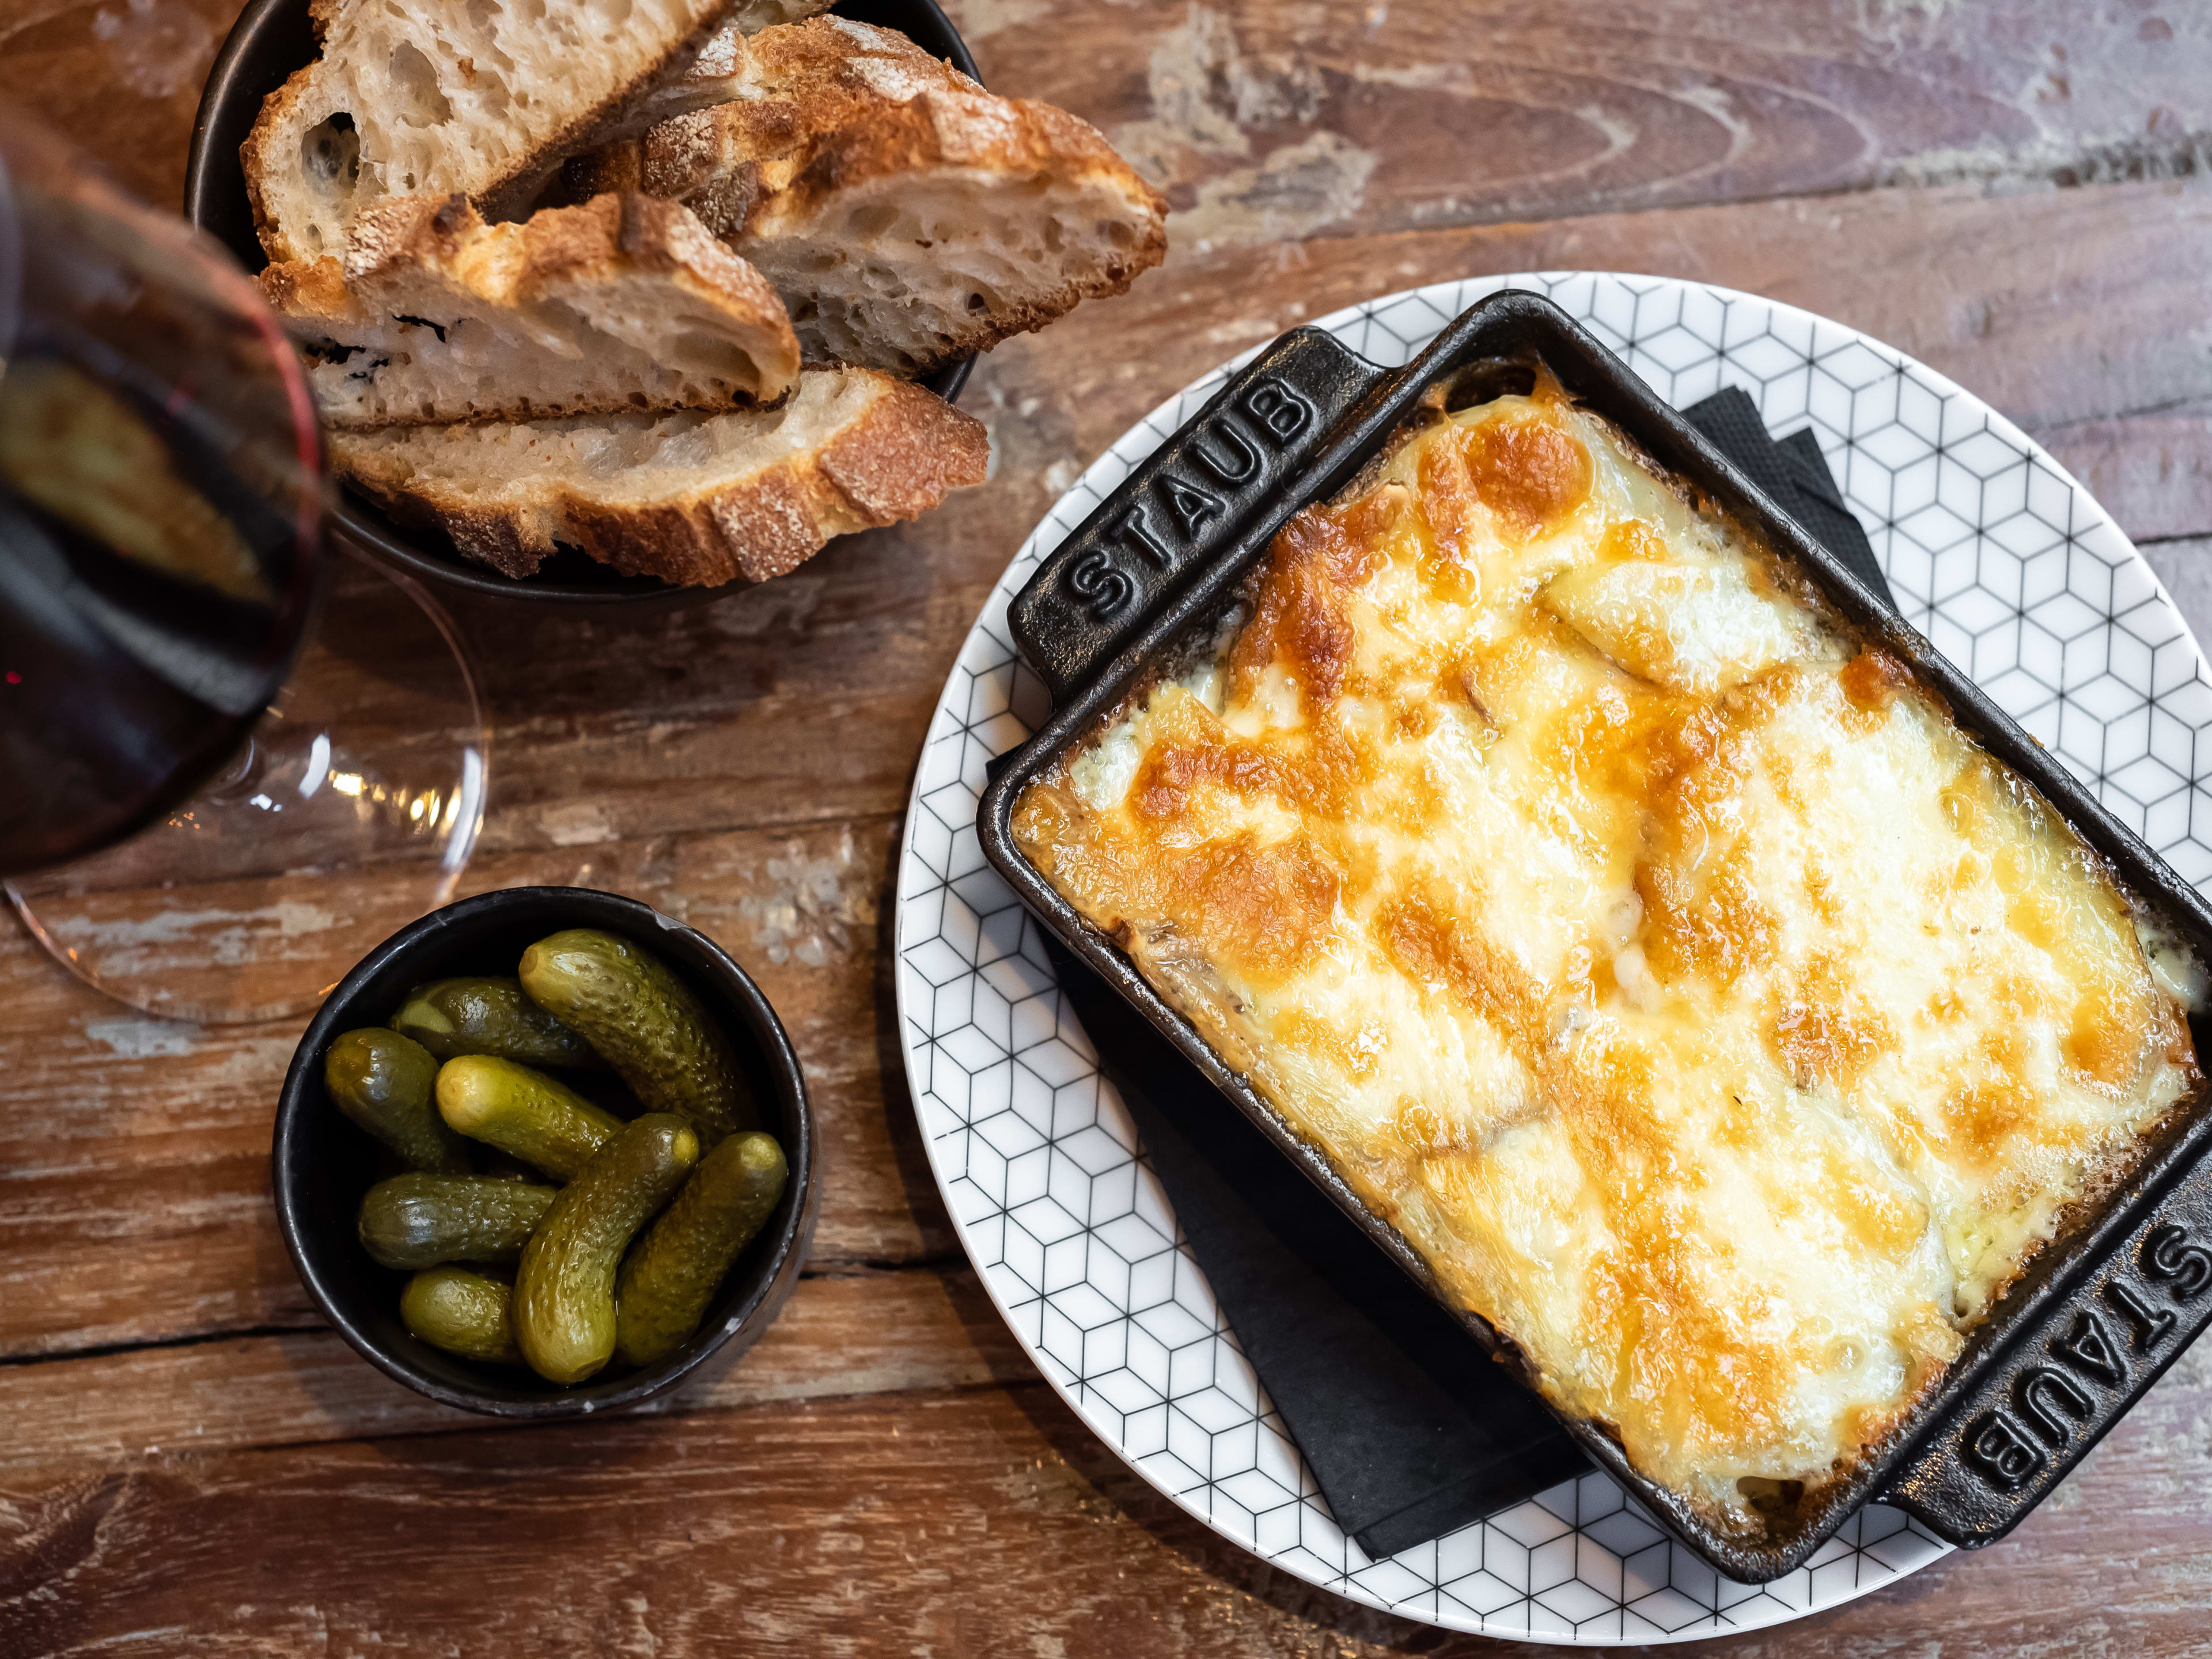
[893,273,2212,1645]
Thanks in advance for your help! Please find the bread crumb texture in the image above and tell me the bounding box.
[571,16,1168,374]
[265,193,801,428]
[243,0,764,261]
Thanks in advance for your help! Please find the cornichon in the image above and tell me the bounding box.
[615,1131,788,1367]
[358,1173,556,1271]
[390,976,605,1069]
[512,1115,699,1384]
[517,929,754,1143]
[401,1266,520,1363]
[435,1055,626,1181]
[325,1029,471,1173]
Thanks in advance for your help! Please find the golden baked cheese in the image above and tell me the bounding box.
[1012,381,2203,1529]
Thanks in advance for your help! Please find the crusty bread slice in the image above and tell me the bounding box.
[330,366,988,585]
[626,0,836,128]
[569,17,1167,376]
[241,0,831,263]
[264,192,801,430]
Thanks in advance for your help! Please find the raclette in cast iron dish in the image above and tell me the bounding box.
[975,291,2212,1583]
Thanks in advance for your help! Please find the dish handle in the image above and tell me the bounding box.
[1007,327,1389,702]
[1874,1128,2212,1548]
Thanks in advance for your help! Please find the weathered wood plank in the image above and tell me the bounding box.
[2139,537,2212,649]
[9,0,2210,246]
[1017,177,2212,440]
[949,0,2212,247]
[0,816,957,1359]
[5,1334,2212,1657]
[0,1268,1033,1478]
[2040,408,2212,548]
[0,1388,1463,1659]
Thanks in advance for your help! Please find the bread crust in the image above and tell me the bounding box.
[569,16,964,200]
[757,91,1166,363]
[241,0,758,264]
[240,69,320,263]
[331,369,988,586]
[328,190,778,312]
[263,192,802,427]
[567,17,1167,369]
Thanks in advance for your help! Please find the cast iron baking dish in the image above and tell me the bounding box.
[182,0,979,609]
[975,291,2212,1582]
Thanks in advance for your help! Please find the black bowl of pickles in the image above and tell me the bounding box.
[274,886,814,1416]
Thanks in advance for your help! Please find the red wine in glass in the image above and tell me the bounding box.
[0,109,490,1024]
[0,109,322,874]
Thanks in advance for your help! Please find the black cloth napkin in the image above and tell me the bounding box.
[1684,387,1892,608]
[1030,391,1893,1561]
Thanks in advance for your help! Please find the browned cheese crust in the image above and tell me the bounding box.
[1010,382,2202,1531]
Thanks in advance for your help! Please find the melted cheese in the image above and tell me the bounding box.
[1013,389,2202,1530]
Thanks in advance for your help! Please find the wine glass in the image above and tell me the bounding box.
[0,107,490,1025]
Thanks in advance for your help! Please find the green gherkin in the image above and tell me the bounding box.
[513,1115,700,1385]
[325,1028,471,1173]
[435,1054,626,1181]
[391,976,605,1069]
[402,1266,521,1364]
[517,929,754,1144]
[358,1173,556,1271]
[615,1131,789,1367]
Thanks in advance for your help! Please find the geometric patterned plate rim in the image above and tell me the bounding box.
[893,272,2212,1645]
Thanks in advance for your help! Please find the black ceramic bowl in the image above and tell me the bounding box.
[274,887,816,1416]
[184,0,980,609]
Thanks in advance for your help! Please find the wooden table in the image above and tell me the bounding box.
[5,2,2212,1652]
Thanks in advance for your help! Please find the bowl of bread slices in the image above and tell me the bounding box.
[185,0,1166,604]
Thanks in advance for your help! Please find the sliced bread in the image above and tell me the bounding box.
[330,366,989,585]
[264,192,801,429]
[569,17,1168,375]
[241,0,823,263]
[627,0,837,127]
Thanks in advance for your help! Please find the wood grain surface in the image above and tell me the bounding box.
[3,0,2211,1653]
